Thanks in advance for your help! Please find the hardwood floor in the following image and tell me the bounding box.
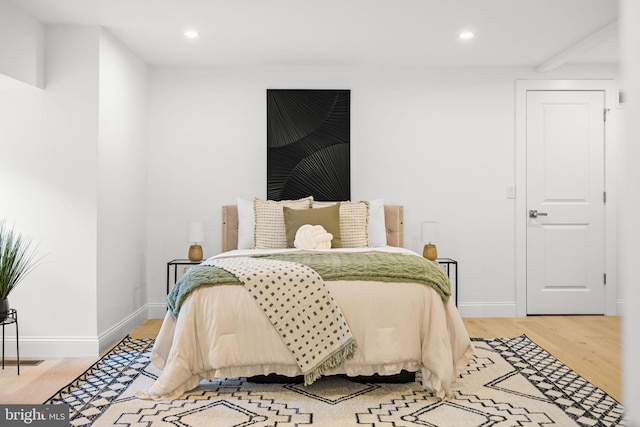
[463,316,621,402]
[0,316,621,404]
[0,322,159,404]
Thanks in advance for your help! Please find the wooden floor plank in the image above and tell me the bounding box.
[0,357,95,404]
[463,316,622,402]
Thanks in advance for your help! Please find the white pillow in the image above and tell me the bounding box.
[368,198,387,247]
[236,198,255,249]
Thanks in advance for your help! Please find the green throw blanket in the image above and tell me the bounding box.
[168,252,451,317]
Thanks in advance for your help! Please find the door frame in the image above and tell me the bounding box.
[515,79,619,316]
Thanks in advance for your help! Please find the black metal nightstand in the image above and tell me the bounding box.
[167,259,202,294]
[1,308,19,375]
[436,258,458,306]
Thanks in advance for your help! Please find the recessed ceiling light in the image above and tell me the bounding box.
[184,30,199,39]
[459,31,475,40]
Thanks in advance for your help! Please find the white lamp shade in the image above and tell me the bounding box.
[420,221,438,244]
[187,222,205,243]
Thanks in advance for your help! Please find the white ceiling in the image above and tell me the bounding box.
[11,0,619,69]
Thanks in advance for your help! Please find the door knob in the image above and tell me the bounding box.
[529,209,548,218]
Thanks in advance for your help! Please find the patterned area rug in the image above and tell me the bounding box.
[45,335,625,426]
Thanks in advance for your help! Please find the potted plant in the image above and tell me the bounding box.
[0,219,41,321]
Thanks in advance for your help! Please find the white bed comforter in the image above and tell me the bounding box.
[142,247,474,400]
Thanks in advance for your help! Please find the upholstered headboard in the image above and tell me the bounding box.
[221,205,404,252]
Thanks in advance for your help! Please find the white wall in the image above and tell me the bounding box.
[0,0,44,88]
[146,64,620,317]
[0,25,100,356]
[97,29,149,352]
[621,0,640,420]
[0,4,625,358]
[0,23,149,357]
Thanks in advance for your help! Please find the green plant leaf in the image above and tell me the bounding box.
[0,219,43,300]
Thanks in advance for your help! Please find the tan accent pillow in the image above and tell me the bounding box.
[284,203,341,248]
[253,197,313,249]
[338,201,370,248]
[313,201,370,248]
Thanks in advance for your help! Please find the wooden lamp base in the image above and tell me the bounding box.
[188,244,203,261]
[423,244,438,261]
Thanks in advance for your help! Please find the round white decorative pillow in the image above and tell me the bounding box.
[294,224,333,249]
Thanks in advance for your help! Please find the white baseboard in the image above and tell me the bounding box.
[97,305,150,354]
[457,302,519,318]
[3,304,159,359]
[147,302,168,319]
[458,300,625,318]
[1,336,100,359]
[616,299,625,316]
[97,303,167,354]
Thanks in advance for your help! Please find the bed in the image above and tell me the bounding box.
[140,200,473,400]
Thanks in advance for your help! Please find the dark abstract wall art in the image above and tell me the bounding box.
[267,89,350,201]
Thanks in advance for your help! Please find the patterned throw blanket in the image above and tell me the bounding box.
[205,257,356,386]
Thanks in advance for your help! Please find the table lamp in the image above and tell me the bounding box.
[187,222,205,261]
[421,221,438,261]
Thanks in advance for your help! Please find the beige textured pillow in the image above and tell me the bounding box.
[338,201,370,248]
[314,201,370,248]
[284,203,341,248]
[254,197,313,249]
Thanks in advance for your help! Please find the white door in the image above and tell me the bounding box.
[526,90,605,314]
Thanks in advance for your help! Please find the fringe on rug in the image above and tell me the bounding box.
[303,338,357,386]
